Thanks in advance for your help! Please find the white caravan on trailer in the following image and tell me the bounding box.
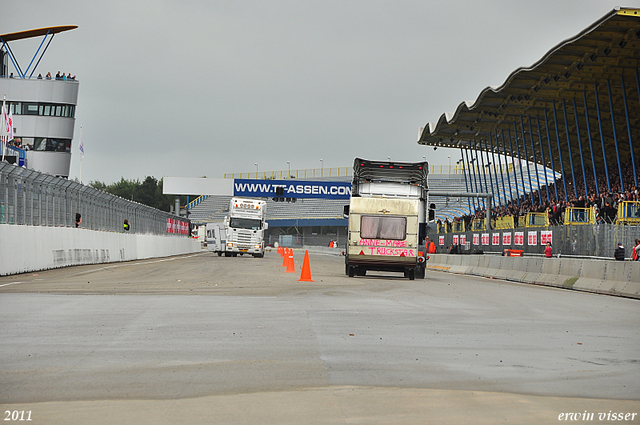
[206,222,227,256]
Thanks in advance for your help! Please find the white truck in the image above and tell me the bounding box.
[344,158,430,280]
[224,197,268,258]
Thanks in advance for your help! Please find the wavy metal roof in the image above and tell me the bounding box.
[418,7,640,177]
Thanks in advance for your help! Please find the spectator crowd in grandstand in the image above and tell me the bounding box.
[442,160,639,230]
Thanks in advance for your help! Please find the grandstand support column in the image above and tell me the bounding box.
[476,141,489,207]
[526,116,542,202]
[552,100,569,200]
[482,138,495,206]
[582,90,600,196]
[519,115,534,203]
[606,79,625,192]
[572,97,589,197]
[500,129,514,204]
[460,147,473,212]
[490,132,506,205]
[543,109,559,201]
[473,143,485,209]
[513,122,528,204]
[507,127,521,207]
[535,116,550,202]
[594,82,611,191]
[174,196,180,216]
[467,148,480,210]
[620,74,638,188]
[485,197,492,232]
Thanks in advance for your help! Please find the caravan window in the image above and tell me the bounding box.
[360,216,406,240]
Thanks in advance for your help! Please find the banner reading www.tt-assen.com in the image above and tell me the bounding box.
[233,179,352,200]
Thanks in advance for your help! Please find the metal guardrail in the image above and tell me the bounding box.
[565,207,596,225]
[0,162,190,235]
[431,223,640,258]
[525,212,550,227]
[617,201,640,225]
[224,167,352,180]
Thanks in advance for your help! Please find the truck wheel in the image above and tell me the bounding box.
[345,263,349,275]
[357,268,366,276]
[416,265,425,279]
[408,269,415,280]
[254,253,264,258]
[217,252,222,257]
[232,253,238,257]
[348,266,355,277]
[225,253,231,257]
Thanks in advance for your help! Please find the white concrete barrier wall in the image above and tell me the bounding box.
[0,224,201,276]
[427,254,640,299]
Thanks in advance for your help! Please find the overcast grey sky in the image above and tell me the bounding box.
[3,1,632,184]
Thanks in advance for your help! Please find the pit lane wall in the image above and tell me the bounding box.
[426,254,640,299]
[0,224,201,276]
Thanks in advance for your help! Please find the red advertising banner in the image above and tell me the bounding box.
[502,232,512,245]
[166,218,189,234]
[453,235,459,245]
[481,233,490,245]
[460,234,466,245]
[439,235,445,246]
[514,232,524,245]
[473,234,480,245]
[540,230,553,245]
[492,233,500,245]
[528,231,538,246]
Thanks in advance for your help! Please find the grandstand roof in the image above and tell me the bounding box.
[0,26,77,42]
[418,7,640,176]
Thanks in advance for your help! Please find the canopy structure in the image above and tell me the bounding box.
[419,7,640,200]
[0,25,77,79]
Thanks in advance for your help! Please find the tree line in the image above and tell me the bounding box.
[89,176,188,212]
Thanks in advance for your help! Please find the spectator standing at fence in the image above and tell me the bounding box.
[75,213,82,228]
[545,242,552,258]
[614,242,625,261]
[123,219,130,232]
[633,239,640,261]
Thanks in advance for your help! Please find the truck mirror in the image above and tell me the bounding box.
[264,222,269,230]
[428,210,435,221]
[343,205,350,218]
[430,203,436,210]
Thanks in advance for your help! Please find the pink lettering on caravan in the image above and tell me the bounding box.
[358,239,407,247]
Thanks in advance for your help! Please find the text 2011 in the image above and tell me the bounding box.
[4,411,32,421]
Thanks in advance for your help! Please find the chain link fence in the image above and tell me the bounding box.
[430,223,640,259]
[0,162,189,235]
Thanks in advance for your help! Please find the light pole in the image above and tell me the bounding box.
[320,159,323,177]
[287,161,290,179]
[254,163,258,179]
[448,156,451,174]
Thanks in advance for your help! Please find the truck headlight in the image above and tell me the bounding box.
[254,244,261,250]
[227,242,233,248]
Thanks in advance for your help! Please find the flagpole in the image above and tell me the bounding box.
[1,95,6,163]
[79,125,83,184]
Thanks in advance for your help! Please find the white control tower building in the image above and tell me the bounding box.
[0,25,79,177]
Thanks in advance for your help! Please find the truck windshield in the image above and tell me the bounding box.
[229,218,262,230]
[360,216,406,240]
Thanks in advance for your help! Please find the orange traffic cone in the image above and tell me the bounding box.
[285,250,296,273]
[298,250,314,282]
[281,248,289,267]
